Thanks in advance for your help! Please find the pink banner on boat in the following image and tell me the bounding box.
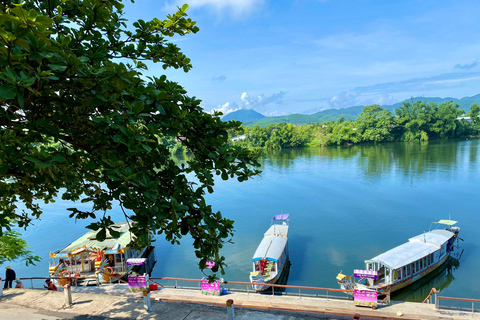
[354,269,378,279]
[273,214,289,220]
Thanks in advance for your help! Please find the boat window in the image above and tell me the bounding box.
[415,261,420,272]
[271,263,276,272]
[406,264,410,276]
[420,258,423,270]
[396,269,401,280]
[402,266,406,278]
[430,253,434,264]
[411,262,415,273]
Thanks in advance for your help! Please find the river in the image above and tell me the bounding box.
[9,139,480,302]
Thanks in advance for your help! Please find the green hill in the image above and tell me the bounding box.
[222,109,265,122]
[241,94,480,127]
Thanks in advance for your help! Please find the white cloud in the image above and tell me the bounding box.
[208,102,241,117]
[165,0,264,16]
[240,91,286,112]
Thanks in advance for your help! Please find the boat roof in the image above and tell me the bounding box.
[368,229,454,269]
[55,222,133,255]
[252,235,287,262]
[264,224,289,239]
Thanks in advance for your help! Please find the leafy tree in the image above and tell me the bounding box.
[468,103,480,125]
[0,0,260,274]
[355,105,394,143]
[0,228,40,266]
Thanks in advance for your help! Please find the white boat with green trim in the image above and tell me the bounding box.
[336,219,462,295]
[249,214,290,292]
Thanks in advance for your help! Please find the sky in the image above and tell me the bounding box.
[123,0,480,117]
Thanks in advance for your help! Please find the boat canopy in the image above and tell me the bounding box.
[434,219,457,226]
[368,229,454,269]
[54,222,133,256]
[252,236,287,262]
[273,214,289,221]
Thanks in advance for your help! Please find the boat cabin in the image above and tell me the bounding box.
[363,227,458,287]
[49,222,154,282]
[251,222,288,281]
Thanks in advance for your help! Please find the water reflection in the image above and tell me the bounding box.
[392,258,460,302]
[261,139,480,177]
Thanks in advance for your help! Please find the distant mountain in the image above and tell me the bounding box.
[222,109,265,122]
[241,94,480,127]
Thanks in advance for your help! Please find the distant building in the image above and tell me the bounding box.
[231,134,246,142]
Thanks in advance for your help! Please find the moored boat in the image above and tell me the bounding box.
[249,214,290,292]
[49,222,156,286]
[336,219,462,295]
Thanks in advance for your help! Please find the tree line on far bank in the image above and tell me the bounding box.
[229,100,480,150]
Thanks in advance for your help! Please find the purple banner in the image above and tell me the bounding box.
[128,275,147,292]
[273,214,289,221]
[354,289,378,308]
[126,258,146,266]
[354,269,378,279]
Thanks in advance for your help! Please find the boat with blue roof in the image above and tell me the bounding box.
[336,219,463,295]
[249,214,290,292]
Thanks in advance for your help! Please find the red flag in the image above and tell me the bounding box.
[96,249,102,261]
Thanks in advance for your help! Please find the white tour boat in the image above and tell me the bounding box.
[336,219,462,295]
[249,214,290,292]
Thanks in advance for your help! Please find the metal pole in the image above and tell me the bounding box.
[0,278,3,297]
[435,293,438,310]
[143,289,151,312]
[30,279,33,289]
[226,299,235,320]
[64,284,72,308]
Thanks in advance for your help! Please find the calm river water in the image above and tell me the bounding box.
[10,139,480,302]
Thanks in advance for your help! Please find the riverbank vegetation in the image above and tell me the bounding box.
[229,101,480,150]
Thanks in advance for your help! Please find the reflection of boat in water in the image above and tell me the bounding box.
[337,219,462,295]
[249,214,289,292]
[49,222,156,285]
[393,257,459,302]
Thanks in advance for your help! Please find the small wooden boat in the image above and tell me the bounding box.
[249,214,290,292]
[49,222,156,286]
[336,219,462,295]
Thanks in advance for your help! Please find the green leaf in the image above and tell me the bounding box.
[0,85,17,99]
[48,64,67,72]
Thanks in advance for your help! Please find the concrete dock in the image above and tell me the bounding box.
[0,284,478,319]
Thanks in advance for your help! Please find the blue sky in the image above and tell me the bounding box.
[123,0,480,116]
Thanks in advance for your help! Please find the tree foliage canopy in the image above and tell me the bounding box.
[0,0,260,273]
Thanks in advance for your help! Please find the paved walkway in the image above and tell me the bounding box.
[0,285,478,320]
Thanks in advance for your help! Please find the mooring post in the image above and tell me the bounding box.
[226,299,235,320]
[0,277,3,297]
[143,289,151,312]
[64,283,73,307]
